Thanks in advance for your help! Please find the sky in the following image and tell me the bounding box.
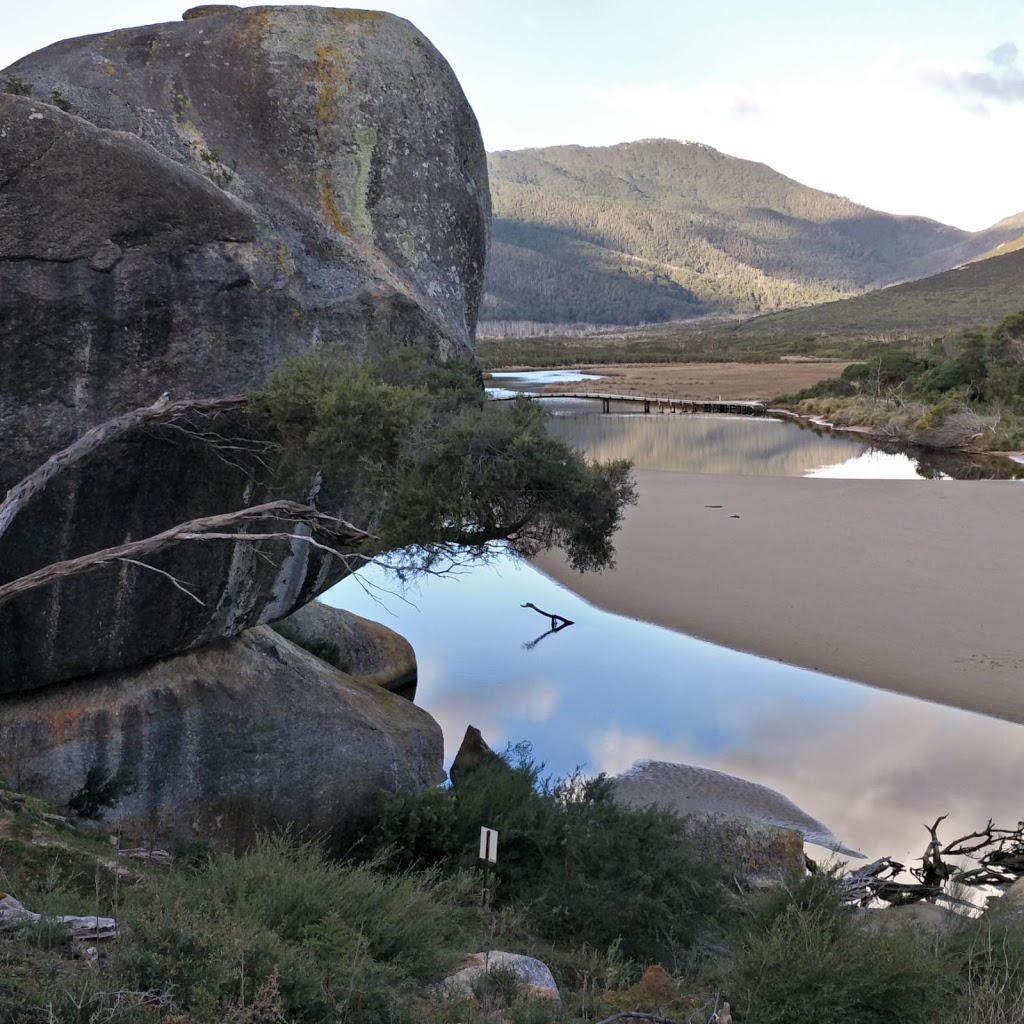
[3,0,1024,230]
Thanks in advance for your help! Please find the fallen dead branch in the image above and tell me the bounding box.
[0,501,371,608]
[0,392,247,543]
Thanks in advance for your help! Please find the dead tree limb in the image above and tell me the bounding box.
[0,392,248,543]
[0,501,371,608]
[520,602,574,629]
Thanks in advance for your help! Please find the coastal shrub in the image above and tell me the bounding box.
[943,913,1024,1022]
[720,887,954,1024]
[343,746,728,966]
[115,835,474,1023]
[252,346,636,573]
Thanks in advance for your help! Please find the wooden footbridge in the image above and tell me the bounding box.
[493,390,767,416]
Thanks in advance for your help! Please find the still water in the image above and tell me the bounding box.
[324,373,1024,864]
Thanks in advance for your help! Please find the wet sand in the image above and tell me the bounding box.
[533,471,1024,724]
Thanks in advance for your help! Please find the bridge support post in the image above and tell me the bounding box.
[602,397,610,413]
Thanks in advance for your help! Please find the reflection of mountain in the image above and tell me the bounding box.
[547,413,866,477]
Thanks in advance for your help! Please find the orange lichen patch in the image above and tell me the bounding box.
[236,9,272,51]
[329,10,384,27]
[48,708,84,743]
[315,44,348,125]
[604,965,685,1014]
[320,169,350,235]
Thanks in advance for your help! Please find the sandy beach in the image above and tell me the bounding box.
[533,471,1024,724]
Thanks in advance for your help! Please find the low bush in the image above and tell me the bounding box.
[720,878,955,1024]
[114,835,475,1023]
[342,745,728,967]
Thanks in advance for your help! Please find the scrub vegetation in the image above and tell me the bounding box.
[251,347,636,572]
[774,311,1024,450]
[4,752,1024,1023]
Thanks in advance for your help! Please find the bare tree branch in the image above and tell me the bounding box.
[0,392,248,543]
[0,501,371,608]
[116,559,205,606]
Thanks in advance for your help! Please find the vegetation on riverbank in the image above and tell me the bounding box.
[774,311,1024,450]
[476,325,887,370]
[5,750,1024,1024]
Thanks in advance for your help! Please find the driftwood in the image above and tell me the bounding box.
[840,815,1024,906]
[0,392,247,543]
[0,500,371,609]
[0,893,117,940]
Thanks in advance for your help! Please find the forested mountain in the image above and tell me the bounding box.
[482,140,1021,327]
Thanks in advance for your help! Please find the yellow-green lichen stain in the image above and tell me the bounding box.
[350,125,377,238]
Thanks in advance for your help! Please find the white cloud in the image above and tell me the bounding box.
[569,47,1024,229]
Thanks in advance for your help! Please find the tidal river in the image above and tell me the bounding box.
[324,371,1024,866]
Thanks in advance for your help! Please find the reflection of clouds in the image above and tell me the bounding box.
[327,550,1024,874]
[591,696,1024,869]
[419,671,561,767]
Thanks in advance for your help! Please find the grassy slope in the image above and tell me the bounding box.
[732,247,1024,338]
[483,140,1022,325]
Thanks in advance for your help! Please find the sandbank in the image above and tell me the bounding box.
[544,361,852,402]
[533,471,1024,724]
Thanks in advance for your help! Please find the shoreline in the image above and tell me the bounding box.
[533,470,1024,725]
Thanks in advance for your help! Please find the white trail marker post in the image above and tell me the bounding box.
[479,827,498,908]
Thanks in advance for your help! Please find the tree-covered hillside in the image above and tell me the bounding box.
[482,140,1021,327]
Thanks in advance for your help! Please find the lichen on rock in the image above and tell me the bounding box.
[0,7,490,690]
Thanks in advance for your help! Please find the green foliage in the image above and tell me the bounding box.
[778,316,1024,447]
[342,746,728,966]
[116,834,473,1023]
[199,146,237,188]
[252,347,636,572]
[721,880,955,1024]
[67,763,136,820]
[2,75,32,97]
[49,89,71,112]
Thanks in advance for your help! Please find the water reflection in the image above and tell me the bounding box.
[324,549,1024,865]
[548,411,869,477]
[488,371,1024,480]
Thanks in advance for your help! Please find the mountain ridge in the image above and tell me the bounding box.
[482,139,1020,327]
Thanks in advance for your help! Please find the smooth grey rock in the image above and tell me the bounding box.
[0,626,444,852]
[0,7,489,690]
[270,600,417,696]
[442,951,560,1002]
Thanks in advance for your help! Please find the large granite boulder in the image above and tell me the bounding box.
[0,7,490,690]
[0,625,444,852]
[270,600,417,696]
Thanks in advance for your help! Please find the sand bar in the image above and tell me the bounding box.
[540,361,852,402]
[533,471,1024,724]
